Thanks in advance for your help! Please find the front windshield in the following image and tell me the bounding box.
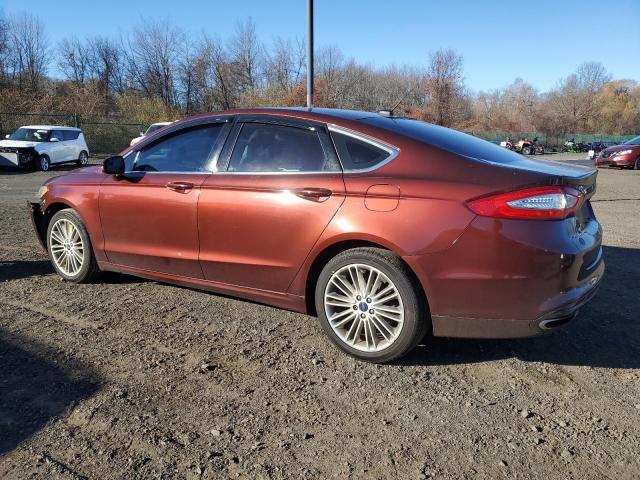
[145,124,166,135]
[623,135,640,146]
[8,128,50,142]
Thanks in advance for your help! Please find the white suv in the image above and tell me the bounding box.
[0,125,90,171]
[129,122,172,146]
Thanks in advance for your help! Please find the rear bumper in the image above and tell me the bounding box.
[404,211,604,339]
[429,259,603,338]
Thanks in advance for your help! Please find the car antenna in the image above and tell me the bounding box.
[379,88,412,118]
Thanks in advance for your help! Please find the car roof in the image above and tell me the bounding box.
[181,107,386,125]
[21,125,81,130]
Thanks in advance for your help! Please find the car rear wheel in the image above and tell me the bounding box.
[77,151,88,166]
[522,146,532,155]
[47,209,100,283]
[37,155,50,171]
[315,248,429,363]
[635,157,640,170]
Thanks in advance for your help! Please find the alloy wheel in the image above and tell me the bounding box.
[324,263,404,352]
[50,218,85,276]
[40,156,49,171]
[79,151,88,165]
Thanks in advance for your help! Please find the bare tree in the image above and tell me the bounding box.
[7,13,49,92]
[58,37,90,84]
[0,10,9,86]
[229,18,263,97]
[124,19,184,106]
[423,49,466,126]
[265,36,305,95]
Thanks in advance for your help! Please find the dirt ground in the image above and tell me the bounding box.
[0,162,638,479]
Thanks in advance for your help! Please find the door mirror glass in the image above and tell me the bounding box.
[4,134,9,139]
[50,137,59,142]
[103,155,125,175]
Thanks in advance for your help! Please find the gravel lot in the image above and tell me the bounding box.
[0,162,639,479]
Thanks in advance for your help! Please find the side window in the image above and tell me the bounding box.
[330,131,392,170]
[228,123,339,173]
[52,130,65,142]
[62,130,80,141]
[134,124,223,172]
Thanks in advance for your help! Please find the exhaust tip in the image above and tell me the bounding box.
[539,313,576,331]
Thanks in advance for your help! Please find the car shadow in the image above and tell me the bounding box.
[0,162,100,175]
[0,329,101,455]
[0,260,53,281]
[0,260,145,285]
[402,245,640,369]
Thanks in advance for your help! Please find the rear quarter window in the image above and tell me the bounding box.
[330,131,391,170]
[62,130,81,141]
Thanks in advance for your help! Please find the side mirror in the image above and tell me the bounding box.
[50,137,59,142]
[103,155,125,175]
[4,134,9,139]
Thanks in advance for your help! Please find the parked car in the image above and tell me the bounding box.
[29,108,604,363]
[587,141,618,160]
[595,136,640,169]
[0,126,89,171]
[129,122,172,146]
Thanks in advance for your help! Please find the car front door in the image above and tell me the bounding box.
[99,121,229,278]
[198,117,345,292]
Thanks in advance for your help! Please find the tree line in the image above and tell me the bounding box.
[0,11,638,135]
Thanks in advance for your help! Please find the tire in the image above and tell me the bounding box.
[76,151,89,166]
[46,209,100,283]
[635,157,640,170]
[522,146,532,155]
[37,155,50,171]
[315,247,429,363]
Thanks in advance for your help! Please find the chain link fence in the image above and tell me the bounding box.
[468,130,636,151]
[1,112,635,156]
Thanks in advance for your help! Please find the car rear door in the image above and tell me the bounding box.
[62,129,80,160]
[198,116,345,292]
[49,130,67,163]
[99,120,230,278]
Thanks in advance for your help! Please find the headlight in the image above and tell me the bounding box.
[37,185,48,198]
[614,149,632,156]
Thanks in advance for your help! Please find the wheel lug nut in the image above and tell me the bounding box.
[356,295,361,301]
[369,309,375,315]
[360,313,366,319]
[366,298,372,303]
[352,305,357,310]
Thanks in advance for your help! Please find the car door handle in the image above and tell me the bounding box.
[166,181,194,193]
[295,187,333,201]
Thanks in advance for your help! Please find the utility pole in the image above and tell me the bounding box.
[307,0,314,109]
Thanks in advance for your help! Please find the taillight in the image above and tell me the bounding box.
[467,186,581,220]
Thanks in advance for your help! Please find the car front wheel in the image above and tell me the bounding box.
[37,155,50,171]
[315,248,429,363]
[47,209,100,283]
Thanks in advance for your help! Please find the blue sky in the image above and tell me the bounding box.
[2,0,639,92]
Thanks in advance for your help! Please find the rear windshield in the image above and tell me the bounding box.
[361,117,521,164]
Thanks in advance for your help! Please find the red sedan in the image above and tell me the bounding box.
[30,108,604,362]
[595,135,640,169]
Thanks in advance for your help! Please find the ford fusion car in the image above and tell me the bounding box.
[595,135,640,169]
[29,108,604,363]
